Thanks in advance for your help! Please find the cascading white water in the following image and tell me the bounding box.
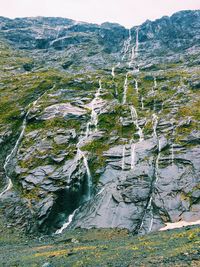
[0,174,13,198]
[130,143,136,170]
[154,76,157,89]
[171,122,175,165]
[122,29,132,61]
[155,139,161,183]
[148,126,161,232]
[85,122,91,139]
[55,208,79,234]
[129,47,135,68]
[86,79,102,137]
[69,81,103,198]
[139,114,161,233]
[152,113,158,138]
[171,144,174,165]
[77,148,92,200]
[141,97,144,110]
[122,73,128,104]
[82,154,92,199]
[0,85,56,198]
[111,67,115,78]
[135,27,139,57]
[121,145,126,170]
[134,79,139,94]
[130,106,144,142]
[0,110,30,197]
[96,187,105,196]
[57,79,104,232]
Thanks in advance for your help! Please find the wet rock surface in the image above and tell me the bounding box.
[0,10,200,235]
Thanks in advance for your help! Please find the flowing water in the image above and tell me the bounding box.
[138,114,160,233]
[122,29,132,61]
[129,47,135,68]
[58,86,100,232]
[111,67,115,78]
[121,146,126,170]
[60,81,104,230]
[154,76,157,89]
[171,143,174,165]
[141,97,144,110]
[0,85,56,198]
[130,143,136,170]
[86,79,102,137]
[134,79,139,94]
[152,113,158,138]
[122,73,128,104]
[55,208,79,234]
[148,139,161,232]
[130,106,144,142]
[135,28,139,57]
[171,122,175,165]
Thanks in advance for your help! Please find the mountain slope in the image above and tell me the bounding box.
[0,10,199,235]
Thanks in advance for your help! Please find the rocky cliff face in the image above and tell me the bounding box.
[0,10,199,235]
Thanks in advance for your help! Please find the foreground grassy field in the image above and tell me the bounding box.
[0,226,200,267]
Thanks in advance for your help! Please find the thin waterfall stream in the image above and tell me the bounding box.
[130,106,144,142]
[137,113,160,233]
[0,85,56,198]
[122,73,128,104]
[56,80,102,233]
[0,114,28,197]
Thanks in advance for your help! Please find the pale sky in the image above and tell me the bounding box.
[0,0,199,27]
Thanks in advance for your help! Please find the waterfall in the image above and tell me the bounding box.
[141,97,144,110]
[55,208,79,234]
[155,139,161,183]
[77,148,92,200]
[135,28,139,57]
[171,144,174,165]
[96,187,105,196]
[0,177,13,198]
[131,143,136,170]
[98,79,102,91]
[71,80,103,194]
[130,106,144,142]
[0,85,56,198]
[122,29,132,61]
[122,73,128,104]
[86,79,102,136]
[129,47,135,68]
[58,79,101,232]
[111,67,115,78]
[0,111,30,198]
[134,79,139,94]
[69,81,103,196]
[152,114,158,138]
[154,76,157,89]
[138,116,161,233]
[85,122,91,138]
[148,138,161,232]
[82,154,92,199]
[121,146,126,170]
[171,121,175,165]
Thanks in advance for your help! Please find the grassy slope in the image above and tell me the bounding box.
[0,226,200,267]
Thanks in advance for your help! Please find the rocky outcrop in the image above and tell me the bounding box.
[0,10,200,235]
